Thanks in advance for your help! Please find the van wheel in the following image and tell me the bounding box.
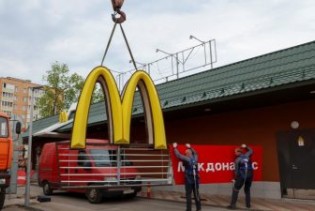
[0,188,5,210]
[125,192,137,199]
[86,188,102,203]
[43,182,53,195]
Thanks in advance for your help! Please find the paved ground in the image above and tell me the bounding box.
[3,184,315,211]
[139,190,315,211]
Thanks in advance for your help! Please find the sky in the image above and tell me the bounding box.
[1,0,315,85]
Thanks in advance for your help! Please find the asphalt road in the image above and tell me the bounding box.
[4,190,228,211]
[4,185,315,211]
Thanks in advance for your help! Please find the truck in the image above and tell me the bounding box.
[0,112,21,210]
[38,139,144,203]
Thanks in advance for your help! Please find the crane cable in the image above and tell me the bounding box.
[100,22,117,66]
[100,0,138,71]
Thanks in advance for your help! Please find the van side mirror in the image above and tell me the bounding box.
[15,122,21,134]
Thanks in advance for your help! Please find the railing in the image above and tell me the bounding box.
[114,39,217,91]
[56,141,173,189]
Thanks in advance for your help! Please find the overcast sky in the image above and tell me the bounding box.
[1,0,314,85]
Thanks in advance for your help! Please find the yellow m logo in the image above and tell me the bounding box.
[70,66,166,149]
[59,111,68,123]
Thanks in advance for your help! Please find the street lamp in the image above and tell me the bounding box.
[189,35,205,43]
[156,48,173,56]
[25,85,44,207]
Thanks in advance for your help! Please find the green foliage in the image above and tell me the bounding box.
[37,62,84,118]
[92,83,105,103]
[37,62,108,118]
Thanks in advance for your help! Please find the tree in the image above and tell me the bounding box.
[92,83,105,103]
[37,62,84,117]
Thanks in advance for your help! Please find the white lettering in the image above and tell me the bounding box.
[206,163,215,172]
[252,162,258,170]
[222,162,230,171]
[215,163,222,171]
[198,163,205,171]
[230,162,235,170]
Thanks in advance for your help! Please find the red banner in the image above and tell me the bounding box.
[170,145,263,184]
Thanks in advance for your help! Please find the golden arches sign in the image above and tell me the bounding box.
[59,111,68,123]
[70,66,166,149]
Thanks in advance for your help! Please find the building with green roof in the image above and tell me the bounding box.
[24,40,315,200]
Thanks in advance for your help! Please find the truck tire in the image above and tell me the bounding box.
[43,181,53,195]
[0,188,5,210]
[86,188,102,203]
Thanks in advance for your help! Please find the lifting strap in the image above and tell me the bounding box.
[101,0,138,71]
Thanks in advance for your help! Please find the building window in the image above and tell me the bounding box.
[3,83,15,90]
[1,101,13,107]
[2,92,13,98]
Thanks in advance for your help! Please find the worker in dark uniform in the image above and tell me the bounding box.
[173,142,201,211]
[227,144,253,209]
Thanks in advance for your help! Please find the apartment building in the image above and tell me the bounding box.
[0,77,43,131]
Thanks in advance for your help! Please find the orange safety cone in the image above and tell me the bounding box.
[17,169,26,186]
[147,182,151,198]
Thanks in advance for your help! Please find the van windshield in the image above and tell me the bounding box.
[90,149,132,167]
[90,149,111,167]
[109,150,133,166]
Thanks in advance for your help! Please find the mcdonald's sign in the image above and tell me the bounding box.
[70,66,167,149]
[59,111,68,123]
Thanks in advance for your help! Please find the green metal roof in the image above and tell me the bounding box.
[23,40,315,136]
[22,103,106,137]
[22,114,59,138]
[149,40,315,111]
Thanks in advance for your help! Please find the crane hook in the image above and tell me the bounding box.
[111,0,126,23]
[112,10,126,24]
[111,0,124,12]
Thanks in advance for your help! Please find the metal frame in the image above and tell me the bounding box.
[55,142,173,189]
[115,39,217,90]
